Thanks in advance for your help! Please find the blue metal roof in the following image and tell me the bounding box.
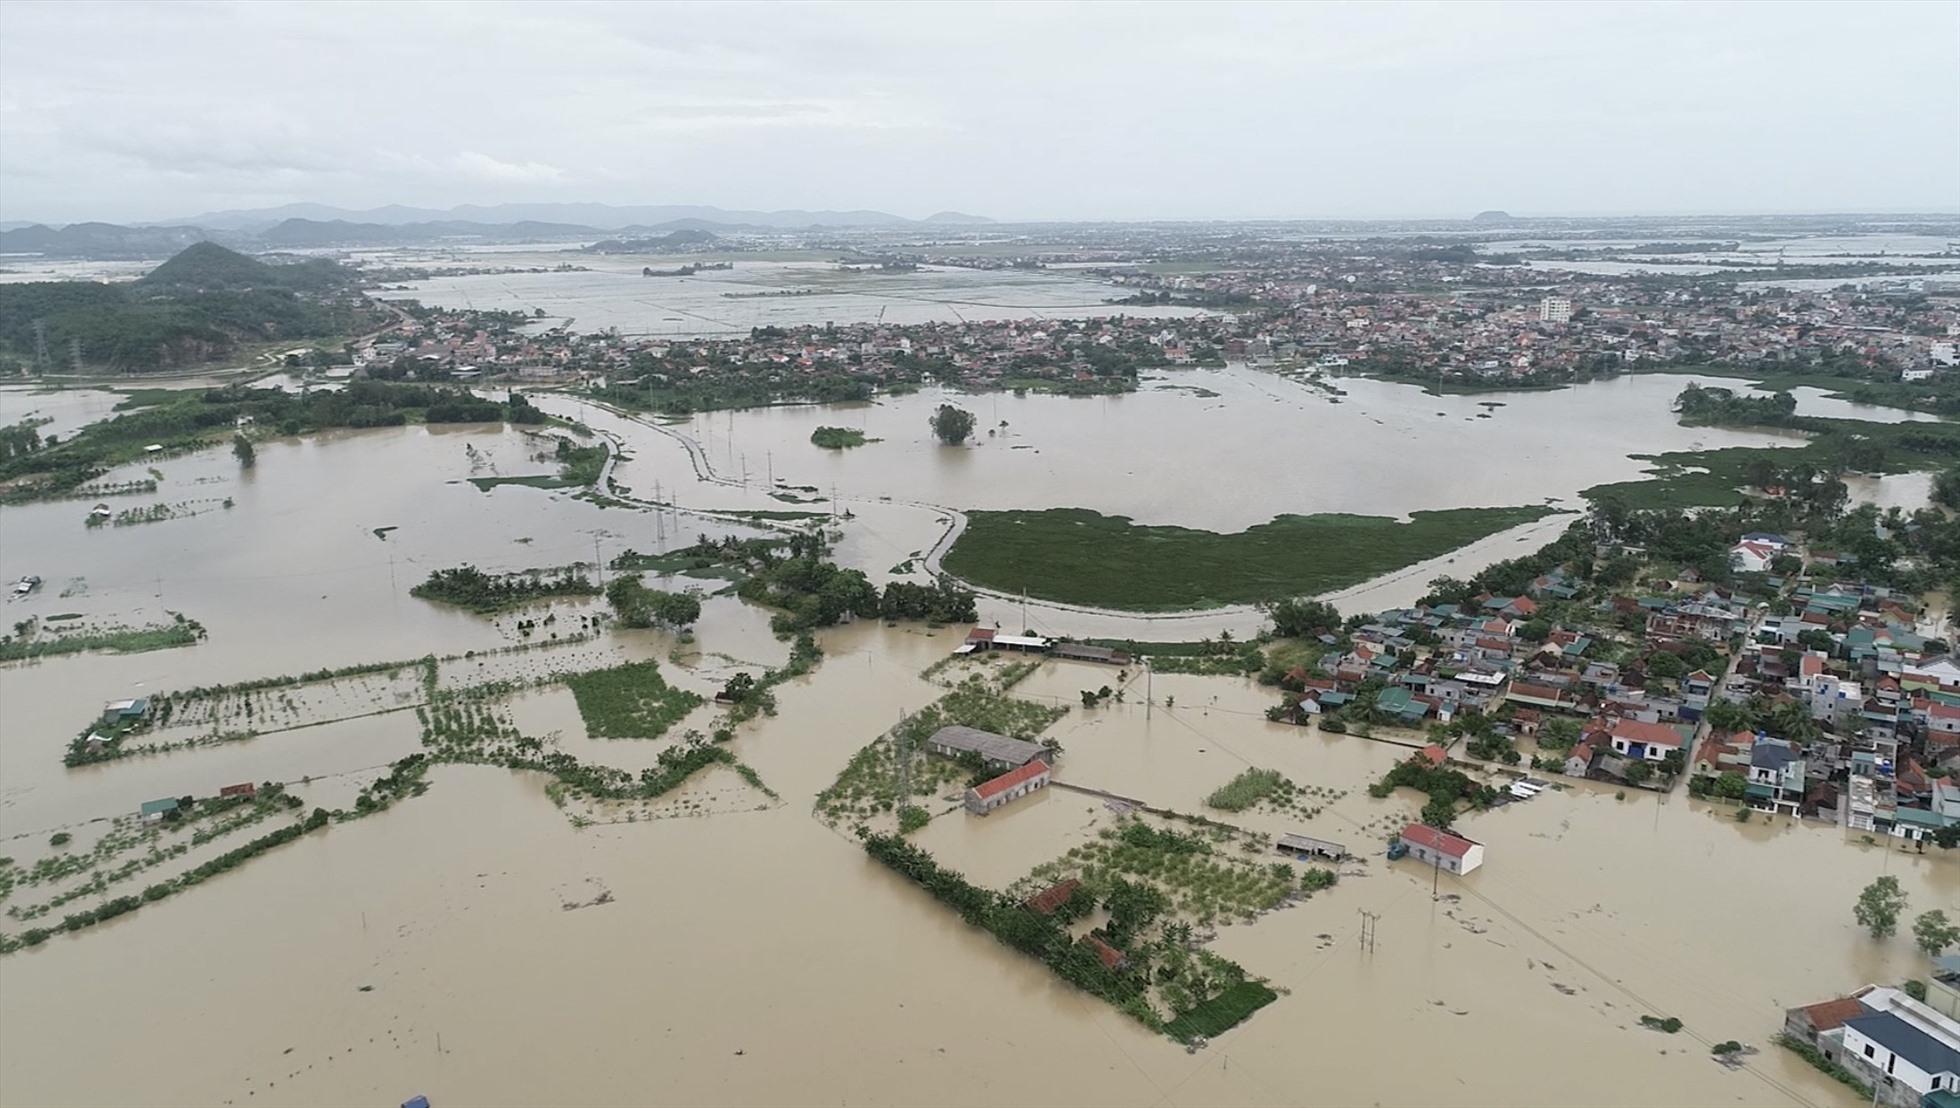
[1843,1012,1960,1077]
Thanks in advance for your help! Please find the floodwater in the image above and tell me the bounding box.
[3,629,1950,1107]
[0,368,1951,1107]
[371,255,1206,337]
[532,365,1807,634]
[0,386,127,441]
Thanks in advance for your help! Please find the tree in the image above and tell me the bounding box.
[232,434,255,468]
[1854,876,1907,939]
[720,672,757,704]
[929,404,975,445]
[1713,771,1747,799]
[1538,717,1580,754]
[1268,596,1341,639]
[1659,749,1685,779]
[1914,909,1958,956]
[1704,698,1755,734]
[1623,762,1654,786]
[1645,651,1686,679]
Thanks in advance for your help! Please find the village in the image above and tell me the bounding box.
[311,237,1960,411]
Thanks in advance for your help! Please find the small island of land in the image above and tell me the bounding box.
[942,505,1560,610]
[810,426,876,449]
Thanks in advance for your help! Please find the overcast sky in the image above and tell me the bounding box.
[2,0,1955,225]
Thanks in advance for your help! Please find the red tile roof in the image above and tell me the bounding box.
[1795,997,1868,1033]
[1083,934,1126,969]
[967,627,996,642]
[971,758,1049,800]
[1610,719,1685,749]
[1400,822,1477,858]
[1419,744,1447,766]
[1024,878,1082,916]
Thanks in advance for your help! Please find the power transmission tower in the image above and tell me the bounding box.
[894,708,911,809]
[1359,910,1380,953]
[69,337,83,372]
[32,319,49,370]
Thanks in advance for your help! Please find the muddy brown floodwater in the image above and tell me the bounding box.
[3,622,1953,1106]
[0,398,1950,1108]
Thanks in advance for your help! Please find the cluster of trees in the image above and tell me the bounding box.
[604,577,701,629]
[410,564,599,613]
[1267,596,1342,639]
[1853,877,1957,954]
[2,381,546,501]
[857,829,1154,1020]
[1368,756,1499,829]
[1674,383,1799,426]
[0,421,43,462]
[698,530,975,634]
[876,579,978,623]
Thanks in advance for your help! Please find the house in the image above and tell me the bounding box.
[963,759,1051,815]
[958,628,1052,655]
[218,782,257,800]
[1747,738,1807,813]
[1784,996,1873,1048]
[1024,878,1083,916]
[100,697,150,724]
[139,797,179,822]
[1417,744,1447,767]
[1839,1011,1959,1107]
[1730,540,1780,574]
[1565,731,1609,779]
[1082,934,1128,970]
[1375,686,1428,725]
[1275,833,1346,861]
[1049,642,1131,666]
[1602,719,1685,763]
[1930,955,1960,1022]
[1396,823,1485,875]
[926,725,1049,770]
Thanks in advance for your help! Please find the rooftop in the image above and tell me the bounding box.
[1399,823,1479,859]
[970,758,1050,801]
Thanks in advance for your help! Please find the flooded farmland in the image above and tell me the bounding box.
[2,622,1951,1107]
[0,371,1949,1108]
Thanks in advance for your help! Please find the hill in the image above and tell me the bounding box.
[163,201,971,232]
[0,244,372,373]
[0,222,212,259]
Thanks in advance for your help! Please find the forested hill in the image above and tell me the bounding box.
[138,241,351,292]
[0,244,376,374]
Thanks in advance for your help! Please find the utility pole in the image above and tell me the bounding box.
[767,450,773,489]
[1146,660,1153,720]
[1431,847,1442,901]
[894,708,910,809]
[593,536,606,587]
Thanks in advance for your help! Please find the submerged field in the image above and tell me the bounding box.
[941,505,1561,609]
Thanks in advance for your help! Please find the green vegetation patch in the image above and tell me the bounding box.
[1163,981,1279,1043]
[410,564,598,614]
[810,426,876,449]
[564,659,704,739]
[943,506,1558,609]
[1204,768,1294,812]
[1,613,204,662]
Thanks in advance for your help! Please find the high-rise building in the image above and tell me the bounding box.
[1539,296,1573,323]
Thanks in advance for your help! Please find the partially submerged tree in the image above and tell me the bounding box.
[929,404,975,445]
[1914,909,1958,957]
[1854,875,1907,939]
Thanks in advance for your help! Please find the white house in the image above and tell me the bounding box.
[1838,1006,1959,1106]
[964,759,1051,815]
[1730,540,1779,574]
[1397,823,1485,875]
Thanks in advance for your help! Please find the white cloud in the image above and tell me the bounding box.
[0,0,1953,223]
[452,152,569,185]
